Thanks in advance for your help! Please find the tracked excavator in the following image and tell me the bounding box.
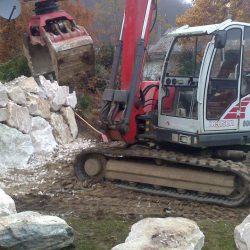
[74,0,250,207]
[23,0,95,87]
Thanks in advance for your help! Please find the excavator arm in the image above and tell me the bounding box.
[101,0,156,144]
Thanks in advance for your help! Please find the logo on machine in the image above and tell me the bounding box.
[208,120,235,128]
[243,120,250,127]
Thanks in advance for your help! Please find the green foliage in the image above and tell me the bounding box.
[67,216,134,250]
[96,46,114,68]
[0,56,31,82]
[95,63,110,80]
[79,95,93,110]
[200,220,236,250]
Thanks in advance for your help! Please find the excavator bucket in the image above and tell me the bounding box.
[45,34,95,87]
[23,9,95,88]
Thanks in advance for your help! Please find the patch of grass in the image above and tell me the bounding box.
[67,216,135,250]
[67,217,239,250]
[199,220,237,250]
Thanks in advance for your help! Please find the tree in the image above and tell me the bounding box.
[0,1,33,63]
[60,0,93,31]
[92,0,124,46]
[176,0,250,27]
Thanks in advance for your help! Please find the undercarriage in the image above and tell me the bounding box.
[74,143,250,207]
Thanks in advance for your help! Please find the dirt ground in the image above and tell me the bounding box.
[1,135,249,223]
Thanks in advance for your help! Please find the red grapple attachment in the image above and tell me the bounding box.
[23,1,95,87]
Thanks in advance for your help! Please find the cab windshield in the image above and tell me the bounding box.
[166,35,212,78]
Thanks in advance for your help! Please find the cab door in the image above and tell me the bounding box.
[239,26,250,131]
[204,27,243,131]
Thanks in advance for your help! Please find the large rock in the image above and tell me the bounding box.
[65,91,77,109]
[18,77,39,93]
[50,113,73,144]
[31,117,57,153]
[7,102,31,134]
[0,108,9,122]
[27,94,51,119]
[7,86,27,106]
[112,217,204,250]
[0,83,8,107]
[235,214,250,250]
[51,86,67,111]
[0,188,16,217]
[39,75,59,100]
[0,124,34,169]
[0,211,74,250]
[61,107,78,139]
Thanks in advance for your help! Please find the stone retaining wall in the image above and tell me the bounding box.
[0,76,78,169]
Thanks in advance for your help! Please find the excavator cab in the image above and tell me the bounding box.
[23,0,95,87]
[158,20,250,148]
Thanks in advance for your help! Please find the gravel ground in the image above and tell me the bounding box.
[0,136,250,222]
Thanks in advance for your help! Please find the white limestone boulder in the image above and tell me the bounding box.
[0,124,34,169]
[0,108,9,122]
[65,91,77,109]
[30,117,57,153]
[0,211,74,250]
[51,86,67,111]
[50,113,73,144]
[39,75,59,101]
[18,77,39,93]
[6,102,31,134]
[0,83,8,107]
[27,94,51,119]
[7,86,27,106]
[235,214,250,250]
[61,107,78,139]
[112,217,205,250]
[0,188,16,217]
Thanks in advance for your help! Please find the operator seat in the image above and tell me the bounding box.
[218,50,240,79]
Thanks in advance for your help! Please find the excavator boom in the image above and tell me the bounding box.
[101,0,156,144]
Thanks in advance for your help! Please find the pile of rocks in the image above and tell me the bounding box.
[0,76,78,170]
[0,188,74,249]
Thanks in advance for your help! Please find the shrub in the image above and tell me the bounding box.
[96,45,114,68]
[95,63,110,80]
[0,56,31,82]
[79,95,92,110]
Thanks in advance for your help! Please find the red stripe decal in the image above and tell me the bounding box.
[241,107,247,112]
[242,97,250,101]
[224,113,238,119]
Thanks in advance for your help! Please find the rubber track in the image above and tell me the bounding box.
[75,143,250,207]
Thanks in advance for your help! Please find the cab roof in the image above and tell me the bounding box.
[169,19,243,37]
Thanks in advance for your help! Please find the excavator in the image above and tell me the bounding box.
[23,0,95,87]
[74,0,250,207]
